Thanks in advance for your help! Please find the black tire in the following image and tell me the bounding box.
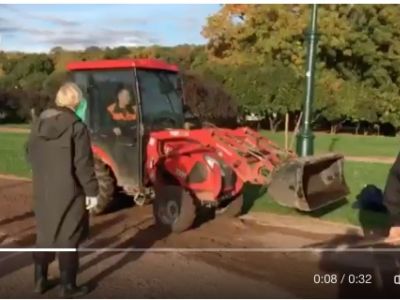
[153,185,196,233]
[90,158,116,215]
[216,194,244,218]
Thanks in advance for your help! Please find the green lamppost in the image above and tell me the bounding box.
[296,4,318,157]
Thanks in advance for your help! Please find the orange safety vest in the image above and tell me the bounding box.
[107,103,137,121]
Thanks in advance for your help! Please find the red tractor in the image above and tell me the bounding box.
[67,59,350,232]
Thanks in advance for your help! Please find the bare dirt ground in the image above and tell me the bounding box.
[1,178,400,298]
[345,156,395,164]
[0,127,30,134]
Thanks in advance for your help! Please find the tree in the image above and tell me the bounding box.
[0,51,6,77]
[50,46,64,55]
[20,72,48,91]
[0,73,19,90]
[198,61,303,131]
[4,54,54,79]
[182,71,238,127]
[202,4,307,68]
[103,46,130,59]
[85,46,102,52]
[348,84,380,134]
[43,70,69,97]
[52,51,80,71]
[0,90,20,123]
[0,54,55,99]
[202,4,400,87]
[0,89,51,123]
[2,58,18,74]
[202,4,400,133]
[0,51,6,63]
[376,83,400,134]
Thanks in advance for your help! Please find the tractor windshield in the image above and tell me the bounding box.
[136,69,184,130]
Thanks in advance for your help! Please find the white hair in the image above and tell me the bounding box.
[55,82,82,109]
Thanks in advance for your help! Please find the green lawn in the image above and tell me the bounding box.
[0,132,31,177]
[263,130,399,157]
[0,131,394,228]
[0,126,398,156]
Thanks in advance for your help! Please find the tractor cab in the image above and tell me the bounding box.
[67,59,184,211]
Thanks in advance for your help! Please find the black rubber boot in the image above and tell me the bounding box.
[59,270,90,298]
[34,263,50,294]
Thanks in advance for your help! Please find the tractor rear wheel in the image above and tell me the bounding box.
[153,185,196,233]
[90,158,116,215]
[216,194,244,218]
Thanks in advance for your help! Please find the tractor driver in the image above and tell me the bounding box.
[107,87,137,136]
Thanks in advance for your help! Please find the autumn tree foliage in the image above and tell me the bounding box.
[201,4,400,134]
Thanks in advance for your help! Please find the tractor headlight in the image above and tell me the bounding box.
[205,155,218,168]
[205,155,225,176]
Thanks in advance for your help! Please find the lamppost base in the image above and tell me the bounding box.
[296,132,315,157]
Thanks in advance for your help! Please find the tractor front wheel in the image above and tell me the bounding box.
[216,194,244,218]
[153,185,196,233]
[90,158,116,215]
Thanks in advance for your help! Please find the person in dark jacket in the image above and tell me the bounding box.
[26,82,99,297]
[383,153,400,242]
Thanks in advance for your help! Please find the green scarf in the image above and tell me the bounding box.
[75,98,87,122]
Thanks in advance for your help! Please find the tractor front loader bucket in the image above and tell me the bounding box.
[267,153,350,211]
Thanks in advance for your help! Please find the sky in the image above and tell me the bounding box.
[0,4,220,53]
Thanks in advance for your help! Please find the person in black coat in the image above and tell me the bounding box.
[26,82,99,297]
[383,153,400,241]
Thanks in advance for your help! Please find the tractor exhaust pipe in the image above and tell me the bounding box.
[267,153,350,211]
